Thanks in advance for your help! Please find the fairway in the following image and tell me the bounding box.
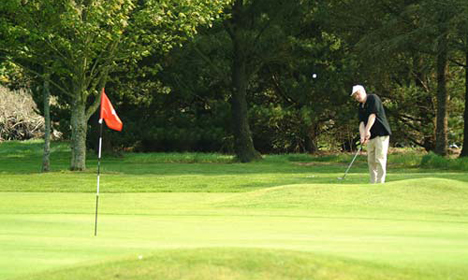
[1,142,468,279]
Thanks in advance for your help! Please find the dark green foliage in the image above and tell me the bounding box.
[2,0,468,156]
[421,152,468,170]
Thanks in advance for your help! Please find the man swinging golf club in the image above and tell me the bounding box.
[351,85,391,183]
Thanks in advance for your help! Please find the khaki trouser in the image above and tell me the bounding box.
[367,136,390,184]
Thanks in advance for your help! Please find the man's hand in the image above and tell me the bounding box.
[363,129,371,144]
[359,120,372,145]
[362,114,376,145]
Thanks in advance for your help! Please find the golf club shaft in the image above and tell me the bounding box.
[341,146,361,179]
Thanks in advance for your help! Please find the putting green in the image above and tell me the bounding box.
[2,179,468,279]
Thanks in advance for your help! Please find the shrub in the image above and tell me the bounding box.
[0,87,44,141]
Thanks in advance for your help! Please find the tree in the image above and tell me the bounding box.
[152,0,353,155]
[0,0,230,170]
[42,74,51,172]
[451,1,468,157]
[461,36,468,156]
[222,0,320,161]
[249,3,354,153]
[327,0,464,155]
[223,0,261,162]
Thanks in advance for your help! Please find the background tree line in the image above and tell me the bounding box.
[1,0,468,170]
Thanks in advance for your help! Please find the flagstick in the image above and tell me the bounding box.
[94,119,104,236]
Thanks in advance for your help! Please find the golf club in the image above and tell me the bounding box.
[338,145,362,180]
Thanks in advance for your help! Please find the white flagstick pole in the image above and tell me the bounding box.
[94,119,104,236]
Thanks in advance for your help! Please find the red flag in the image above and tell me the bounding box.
[100,88,123,131]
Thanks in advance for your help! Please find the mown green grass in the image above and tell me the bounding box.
[1,140,468,280]
[1,140,467,193]
[2,188,468,280]
[16,249,442,280]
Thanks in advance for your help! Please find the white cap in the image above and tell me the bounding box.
[351,85,366,96]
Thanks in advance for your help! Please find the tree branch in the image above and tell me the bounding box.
[85,64,111,121]
[10,58,73,98]
[193,44,229,86]
[448,57,467,68]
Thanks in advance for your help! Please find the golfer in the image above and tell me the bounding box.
[351,85,391,183]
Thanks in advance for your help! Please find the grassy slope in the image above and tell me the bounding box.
[17,249,435,280]
[1,141,468,280]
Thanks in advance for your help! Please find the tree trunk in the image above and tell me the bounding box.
[434,28,448,156]
[460,48,468,157]
[229,0,261,162]
[42,76,51,172]
[305,136,318,153]
[70,98,88,171]
[305,124,319,153]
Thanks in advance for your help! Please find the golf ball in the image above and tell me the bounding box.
[138,255,143,260]
[312,74,317,78]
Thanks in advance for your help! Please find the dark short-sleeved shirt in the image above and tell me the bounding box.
[358,94,391,139]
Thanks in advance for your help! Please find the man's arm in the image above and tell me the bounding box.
[362,114,376,144]
[359,121,366,144]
